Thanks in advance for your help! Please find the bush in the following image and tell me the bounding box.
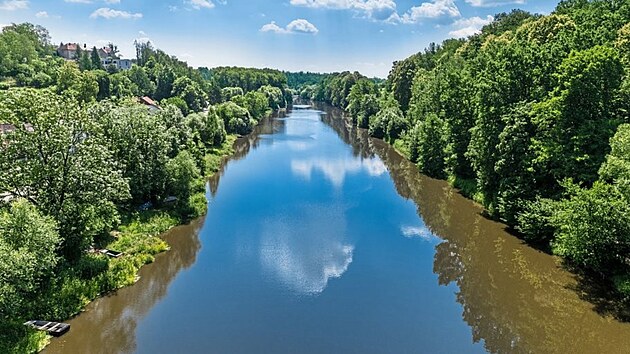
[216,101,254,135]
[516,197,556,244]
[551,182,630,272]
[74,254,109,280]
[613,274,630,298]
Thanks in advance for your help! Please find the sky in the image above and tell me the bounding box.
[0,0,558,77]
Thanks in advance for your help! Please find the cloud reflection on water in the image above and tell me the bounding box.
[259,204,354,295]
[291,157,387,188]
[400,225,438,242]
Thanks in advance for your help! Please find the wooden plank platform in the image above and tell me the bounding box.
[24,320,70,337]
[100,249,124,258]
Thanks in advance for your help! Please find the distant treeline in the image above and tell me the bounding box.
[303,1,630,297]
[284,71,327,90]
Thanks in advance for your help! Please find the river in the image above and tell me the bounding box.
[44,103,630,353]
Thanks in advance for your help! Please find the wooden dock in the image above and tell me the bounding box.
[24,320,70,337]
[100,249,124,258]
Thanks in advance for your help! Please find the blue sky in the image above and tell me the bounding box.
[1,0,557,77]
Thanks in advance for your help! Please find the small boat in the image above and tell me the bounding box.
[100,249,124,258]
[163,196,178,204]
[24,321,70,337]
[293,104,312,110]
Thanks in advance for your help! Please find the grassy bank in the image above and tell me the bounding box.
[206,135,237,176]
[1,135,238,354]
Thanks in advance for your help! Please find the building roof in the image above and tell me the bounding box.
[138,96,160,109]
[98,47,114,59]
[58,43,78,51]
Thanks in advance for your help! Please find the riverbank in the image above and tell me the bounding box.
[0,135,237,354]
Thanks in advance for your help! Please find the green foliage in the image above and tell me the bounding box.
[551,181,630,272]
[155,104,191,158]
[172,76,207,113]
[0,89,128,260]
[258,85,286,110]
[126,66,155,97]
[216,101,255,135]
[221,87,244,102]
[0,323,48,354]
[90,47,102,70]
[206,135,236,176]
[495,102,537,224]
[166,151,203,205]
[89,102,167,205]
[0,24,49,78]
[516,197,557,244]
[411,113,447,179]
[599,124,630,193]
[304,0,630,294]
[531,46,624,189]
[347,79,379,128]
[162,96,189,116]
[185,108,227,148]
[368,93,407,142]
[285,71,327,90]
[314,71,367,109]
[56,61,98,103]
[0,199,60,319]
[206,66,287,93]
[232,91,270,120]
[613,274,630,298]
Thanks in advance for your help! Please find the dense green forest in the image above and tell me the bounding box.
[305,1,630,297]
[0,23,291,352]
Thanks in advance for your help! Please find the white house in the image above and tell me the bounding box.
[101,57,132,71]
[98,46,133,71]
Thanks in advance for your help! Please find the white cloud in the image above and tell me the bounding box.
[65,0,123,3]
[185,0,214,9]
[260,21,286,33]
[135,30,151,43]
[291,0,463,24]
[465,0,525,7]
[0,0,28,11]
[449,15,493,38]
[397,0,460,24]
[260,19,319,35]
[35,11,48,18]
[286,19,319,34]
[89,7,142,19]
[290,0,397,21]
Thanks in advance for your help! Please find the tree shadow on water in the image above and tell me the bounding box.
[563,263,630,322]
